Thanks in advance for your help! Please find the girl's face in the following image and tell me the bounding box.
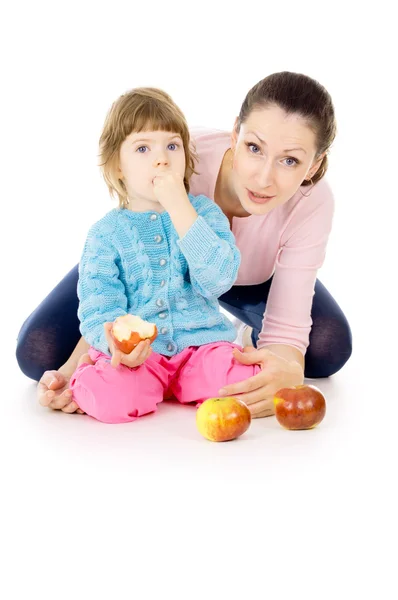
[118,129,186,211]
[231,105,325,216]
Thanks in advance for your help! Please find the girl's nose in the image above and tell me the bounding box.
[154,155,169,167]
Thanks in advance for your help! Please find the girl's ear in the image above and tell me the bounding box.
[116,162,123,179]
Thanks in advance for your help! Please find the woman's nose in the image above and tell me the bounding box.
[256,163,274,188]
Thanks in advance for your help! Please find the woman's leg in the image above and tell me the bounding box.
[219,279,352,378]
[16,265,80,381]
[302,280,352,378]
[219,280,272,330]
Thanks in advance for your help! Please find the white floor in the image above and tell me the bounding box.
[3,304,397,599]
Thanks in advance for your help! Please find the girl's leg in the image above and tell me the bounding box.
[219,279,352,378]
[70,349,172,424]
[169,342,260,405]
[16,265,80,381]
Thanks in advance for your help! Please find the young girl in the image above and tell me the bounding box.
[68,87,275,423]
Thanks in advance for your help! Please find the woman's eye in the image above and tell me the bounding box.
[246,142,260,154]
[284,157,299,167]
[167,143,177,151]
[137,146,148,153]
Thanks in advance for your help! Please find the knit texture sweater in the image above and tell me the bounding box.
[78,194,240,356]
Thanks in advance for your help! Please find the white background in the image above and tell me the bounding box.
[1,1,397,599]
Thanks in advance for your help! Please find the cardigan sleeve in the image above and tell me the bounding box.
[177,195,241,298]
[77,224,128,354]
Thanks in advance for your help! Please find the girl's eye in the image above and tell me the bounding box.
[246,142,260,154]
[283,157,299,167]
[137,146,148,153]
[167,143,177,151]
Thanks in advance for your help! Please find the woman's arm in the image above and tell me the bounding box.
[61,335,90,374]
[219,182,334,416]
[263,343,304,373]
[37,335,91,413]
[258,180,334,354]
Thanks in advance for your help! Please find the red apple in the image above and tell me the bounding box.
[196,396,251,442]
[111,314,157,354]
[273,384,326,430]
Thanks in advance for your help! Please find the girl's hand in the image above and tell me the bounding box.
[218,346,304,418]
[103,322,153,369]
[153,172,188,209]
[38,367,87,414]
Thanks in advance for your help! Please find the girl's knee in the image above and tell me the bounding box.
[174,342,259,404]
[70,361,162,423]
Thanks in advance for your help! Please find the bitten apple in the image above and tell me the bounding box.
[111,314,157,354]
[196,396,251,442]
[273,384,326,430]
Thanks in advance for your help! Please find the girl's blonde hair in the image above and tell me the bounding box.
[99,87,197,207]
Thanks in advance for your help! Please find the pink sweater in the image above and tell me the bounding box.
[189,127,335,355]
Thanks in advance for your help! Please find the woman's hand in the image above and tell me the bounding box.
[37,366,87,414]
[218,346,305,418]
[103,322,153,369]
[37,336,92,413]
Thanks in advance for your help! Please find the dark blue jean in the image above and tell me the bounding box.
[16,264,352,381]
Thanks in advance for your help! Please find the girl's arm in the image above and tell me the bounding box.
[77,225,128,354]
[37,221,128,412]
[175,195,241,298]
[153,175,240,298]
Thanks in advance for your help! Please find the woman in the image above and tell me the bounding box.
[17,71,352,417]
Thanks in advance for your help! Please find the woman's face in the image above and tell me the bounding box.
[231,105,324,215]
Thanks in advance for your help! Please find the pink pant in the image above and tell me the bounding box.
[70,342,260,424]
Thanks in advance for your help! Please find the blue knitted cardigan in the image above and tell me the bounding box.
[78,194,240,356]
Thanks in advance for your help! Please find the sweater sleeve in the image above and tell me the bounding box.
[257,181,335,355]
[177,195,241,298]
[77,224,128,354]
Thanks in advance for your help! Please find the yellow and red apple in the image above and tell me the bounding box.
[196,396,251,442]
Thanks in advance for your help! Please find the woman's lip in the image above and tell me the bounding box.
[247,189,275,204]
